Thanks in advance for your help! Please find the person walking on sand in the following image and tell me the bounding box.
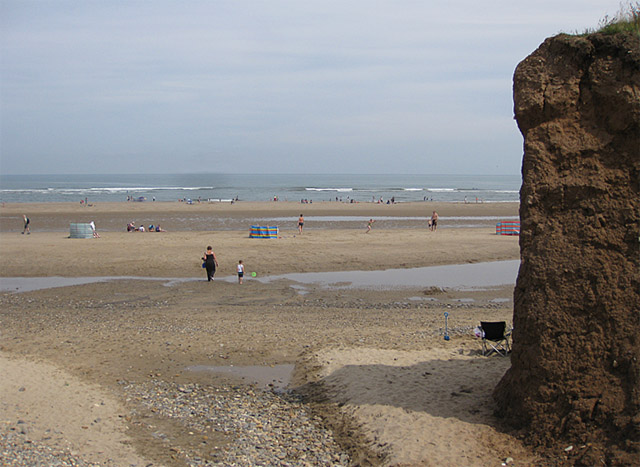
[89,221,100,238]
[430,211,439,232]
[237,260,245,284]
[22,215,30,234]
[298,214,304,234]
[202,245,219,282]
[366,218,375,233]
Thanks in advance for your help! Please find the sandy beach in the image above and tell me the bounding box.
[0,201,545,466]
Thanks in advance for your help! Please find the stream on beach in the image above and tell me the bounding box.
[0,259,519,293]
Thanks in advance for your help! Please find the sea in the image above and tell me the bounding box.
[0,173,521,204]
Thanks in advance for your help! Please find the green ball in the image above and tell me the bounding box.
[251,272,257,277]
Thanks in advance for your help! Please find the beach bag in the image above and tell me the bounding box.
[202,262,206,268]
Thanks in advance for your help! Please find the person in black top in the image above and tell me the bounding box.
[202,246,219,281]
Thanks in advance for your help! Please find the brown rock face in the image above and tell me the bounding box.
[494,33,640,464]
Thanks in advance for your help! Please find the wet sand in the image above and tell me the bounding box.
[0,201,541,466]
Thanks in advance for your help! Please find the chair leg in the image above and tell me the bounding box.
[483,339,510,356]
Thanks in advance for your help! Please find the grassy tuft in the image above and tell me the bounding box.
[583,2,640,36]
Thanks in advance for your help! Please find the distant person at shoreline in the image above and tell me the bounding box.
[298,214,304,234]
[366,218,375,233]
[202,245,219,282]
[237,260,244,284]
[430,211,439,232]
[22,215,30,234]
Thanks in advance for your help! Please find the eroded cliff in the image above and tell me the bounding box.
[494,32,640,465]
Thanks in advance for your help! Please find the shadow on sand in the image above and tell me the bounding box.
[296,352,511,426]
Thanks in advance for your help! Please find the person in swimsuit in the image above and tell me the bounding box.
[430,211,438,232]
[366,218,375,233]
[202,245,219,282]
[298,214,304,234]
[22,215,30,234]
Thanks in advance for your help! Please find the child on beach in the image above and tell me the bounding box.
[366,218,375,233]
[298,214,304,234]
[237,260,245,284]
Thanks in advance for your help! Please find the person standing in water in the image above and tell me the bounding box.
[202,245,219,282]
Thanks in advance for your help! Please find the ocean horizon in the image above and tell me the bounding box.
[0,173,521,204]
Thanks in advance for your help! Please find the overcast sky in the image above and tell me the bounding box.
[0,0,624,175]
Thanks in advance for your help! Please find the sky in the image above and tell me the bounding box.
[0,0,626,175]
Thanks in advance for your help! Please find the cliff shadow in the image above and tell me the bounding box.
[296,350,512,426]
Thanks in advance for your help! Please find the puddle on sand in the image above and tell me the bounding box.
[0,276,113,293]
[1,260,520,293]
[289,284,310,295]
[258,260,520,290]
[0,276,202,293]
[186,364,294,392]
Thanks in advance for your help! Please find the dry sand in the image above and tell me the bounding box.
[0,201,519,277]
[0,201,543,466]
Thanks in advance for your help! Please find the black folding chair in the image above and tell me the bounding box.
[480,321,511,356]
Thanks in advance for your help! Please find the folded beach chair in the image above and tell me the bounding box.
[480,321,511,357]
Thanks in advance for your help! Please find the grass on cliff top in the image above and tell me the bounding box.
[584,2,640,36]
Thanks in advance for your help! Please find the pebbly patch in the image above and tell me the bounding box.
[123,380,349,466]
